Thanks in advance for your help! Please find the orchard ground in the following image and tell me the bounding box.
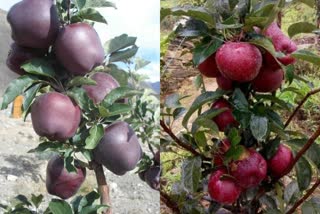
[0,100,160,214]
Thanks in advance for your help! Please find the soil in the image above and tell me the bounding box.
[0,101,160,214]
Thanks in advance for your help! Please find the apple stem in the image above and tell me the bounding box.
[92,162,112,214]
[160,119,211,161]
[284,87,320,128]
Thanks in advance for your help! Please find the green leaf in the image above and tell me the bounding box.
[72,8,107,24]
[231,88,249,111]
[161,6,215,26]
[302,197,320,214]
[225,145,245,161]
[21,58,56,78]
[295,156,312,191]
[80,205,109,214]
[67,87,96,112]
[249,36,277,56]
[294,0,315,7]
[284,181,300,204]
[82,0,116,9]
[1,75,38,110]
[49,199,73,214]
[22,83,41,120]
[31,194,44,209]
[250,115,268,141]
[259,195,278,210]
[261,138,280,160]
[28,141,60,153]
[173,107,186,120]
[164,93,181,108]
[228,128,241,146]
[67,76,97,88]
[101,87,142,107]
[104,64,129,86]
[84,124,104,149]
[99,103,132,117]
[135,58,151,71]
[182,90,225,128]
[109,45,139,62]
[193,37,224,65]
[181,156,202,193]
[291,49,320,66]
[255,94,291,110]
[75,0,86,10]
[288,22,317,38]
[104,34,137,55]
[16,195,32,206]
[194,131,207,149]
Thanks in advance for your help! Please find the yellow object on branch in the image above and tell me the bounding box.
[12,95,23,118]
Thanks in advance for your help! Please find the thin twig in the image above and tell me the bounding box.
[284,87,320,128]
[286,178,320,214]
[160,120,211,161]
[160,190,180,214]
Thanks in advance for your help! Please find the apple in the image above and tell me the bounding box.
[215,42,262,82]
[6,43,47,75]
[83,72,120,104]
[31,92,81,141]
[251,66,284,92]
[7,0,60,48]
[217,75,233,91]
[267,144,293,178]
[208,169,242,204]
[211,99,238,132]
[144,166,160,190]
[197,53,221,77]
[46,155,86,199]
[214,139,231,166]
[55,23,105,76]
[93,121,142,175]
[230,149,267,189]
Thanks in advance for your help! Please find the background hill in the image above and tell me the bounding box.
[0,9,18,95]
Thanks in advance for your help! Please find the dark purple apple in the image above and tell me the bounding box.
[267,144,293,178]
[144,166,160,190]
[251,66,284,92]
[198,53,221,78]
[216,42,262,82]
[55,23,105,76]
[31,92,81,141]
[230,149,267,189]
[6,43,47,75]
[46,155,86,199]
[7,0,60,48]
[93,121,142,175]
[83,72,120,104]
[216,75,233,91]
[211,99,238,132]
[208,168,242,204]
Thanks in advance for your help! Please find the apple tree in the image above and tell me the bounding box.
[160,0,320,213]
[0,0,159,213]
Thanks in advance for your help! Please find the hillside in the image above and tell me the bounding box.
[0,9,18,95]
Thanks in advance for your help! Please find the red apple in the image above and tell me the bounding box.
[251,67,284,92]
[211,99,238,132]
[46,155,86,199]
[217,75,233,91]
[208,169,242,204]
[267,144,293,178]
[197,53,221,77]
[230,149,267,189]
[215,42,262,82]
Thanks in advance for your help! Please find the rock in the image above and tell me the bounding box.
[7,174,18,181]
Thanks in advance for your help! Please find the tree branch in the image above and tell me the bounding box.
[286,178,320,214]
[284,88,320,128]
[160,120,211,161]
[160,190,180,214]
[91,162,111,214]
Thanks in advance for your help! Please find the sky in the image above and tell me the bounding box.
[0,0,160,82]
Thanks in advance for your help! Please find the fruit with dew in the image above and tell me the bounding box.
[7,0,60,48]
[208,169,242,204]
[93,121,142,175]
[267,144,294,178]
[31,92,81,141]
[215,42,262,82]
[217,75,233,91]
[230,149,267,189]
[46,155,86,199]
[264,22,297,65]
[83,72,120,104]
[211,99,238,132]
[55,23,105,76]
[144,166,161,190]
[251,67,284,92]
[198,53,221,78]
[6,43,47,75]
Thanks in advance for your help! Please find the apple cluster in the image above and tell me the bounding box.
[196,22,297,205]
[6,0,142,199]
[138,151,161,190]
